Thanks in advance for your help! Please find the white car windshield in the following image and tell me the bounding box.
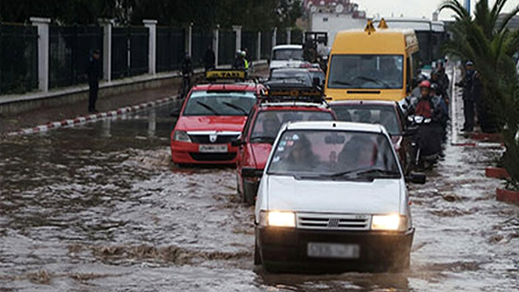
[327,55,404,89]
[267,130,400,179]
[183,91,256,116]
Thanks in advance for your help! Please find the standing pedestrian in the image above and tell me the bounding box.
[87,50,101,113]
[456,61,478,132]
[204,45,215,72]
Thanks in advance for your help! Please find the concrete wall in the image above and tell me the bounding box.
[0,62,267,115]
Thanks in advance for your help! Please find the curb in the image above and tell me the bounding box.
[486,167,510,179]
[496,188,519,206]
[6,96,176,137]
[451,142,505,149]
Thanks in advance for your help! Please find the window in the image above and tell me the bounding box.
[267,130,400,178]
[327,55,404,89]
[183,91,256,116]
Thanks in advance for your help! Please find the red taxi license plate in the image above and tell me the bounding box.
[199,145,228,153]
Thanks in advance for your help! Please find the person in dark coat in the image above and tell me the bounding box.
[204,46,215,71]
[87,50,101,113]
[456,61,478,132]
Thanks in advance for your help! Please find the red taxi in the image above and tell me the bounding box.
[330,100,413,174]
[170,70,263,165]
[234,87,336,205]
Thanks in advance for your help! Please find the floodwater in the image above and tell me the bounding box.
[0,99,518,291]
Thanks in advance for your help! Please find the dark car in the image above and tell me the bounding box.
[265,68,315,88]
[330,100,413,174]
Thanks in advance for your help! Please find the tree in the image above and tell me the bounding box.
[440,0,519,187]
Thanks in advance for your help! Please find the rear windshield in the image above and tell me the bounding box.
[272,49,304,61]
[183,91,257,116]
[250,110,333,141]
[331,105,401,135]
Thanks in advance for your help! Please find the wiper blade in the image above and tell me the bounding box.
[331,80,352,85]
[321,167,399,179]
[355,168,401,178]
[356,76,392,88]
[222,101,248,115]
[196,101,220,116]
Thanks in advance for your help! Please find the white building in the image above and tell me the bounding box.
[305,0,367,46]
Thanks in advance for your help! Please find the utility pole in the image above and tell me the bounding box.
[464,0,471,13]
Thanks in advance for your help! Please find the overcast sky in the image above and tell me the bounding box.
[356,0,518,20]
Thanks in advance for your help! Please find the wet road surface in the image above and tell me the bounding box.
[1,100,518,291]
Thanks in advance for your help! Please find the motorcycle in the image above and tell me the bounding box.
[407,115,442,170]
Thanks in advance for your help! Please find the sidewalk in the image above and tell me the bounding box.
[0,85,177,137]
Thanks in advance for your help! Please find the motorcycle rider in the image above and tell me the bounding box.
[233,50,246,70]
[431,70,449,103]
[179,54,193,99]
[408,80,443,165]
[431,83,449,140]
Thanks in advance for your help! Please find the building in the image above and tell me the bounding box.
[304,0,367,46]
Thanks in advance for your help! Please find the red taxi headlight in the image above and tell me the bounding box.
[173,130,191,142]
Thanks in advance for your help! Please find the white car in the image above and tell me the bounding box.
[254,121,424,272]
[269,45,304,72]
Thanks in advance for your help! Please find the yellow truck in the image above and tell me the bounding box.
[325,21,419,101]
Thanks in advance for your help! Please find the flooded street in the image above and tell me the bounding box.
[1,101,518,291]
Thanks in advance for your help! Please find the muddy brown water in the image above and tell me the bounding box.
[0,102,518,291]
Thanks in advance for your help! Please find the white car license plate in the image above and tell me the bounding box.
[199,144,228,153]
[307,243,360,259]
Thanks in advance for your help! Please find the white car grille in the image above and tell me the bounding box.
[297,213,371,231]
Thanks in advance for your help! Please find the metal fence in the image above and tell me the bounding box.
[241,31,257,61]
[261,30,273,60]
[219,30,235,66]
[191,28,213,68]
[276,29,288,45]
[1,22,278,96]
[111,27,149,80]
[290,29,303,45]
[49,26,103,88]
[156,27,185,72]
[0,24,38,94]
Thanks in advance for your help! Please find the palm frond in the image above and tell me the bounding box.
[497,4,519,34]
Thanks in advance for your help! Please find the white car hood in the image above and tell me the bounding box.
[266,175,402,214]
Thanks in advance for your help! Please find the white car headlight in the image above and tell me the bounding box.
[259,211,296,228]
[173,130,191,142]
[371,214,405,231]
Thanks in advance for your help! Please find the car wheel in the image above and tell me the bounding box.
[390,251,410,272]
[254,240,262,265]
[236,174,242,195]
[243,179,255,206]
[241,178,247,203]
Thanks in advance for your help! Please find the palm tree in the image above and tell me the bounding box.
[441,0,519,188]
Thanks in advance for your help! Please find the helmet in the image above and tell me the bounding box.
[419,80,431,89]
[416,74,428,83]
[430,83,439,92]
